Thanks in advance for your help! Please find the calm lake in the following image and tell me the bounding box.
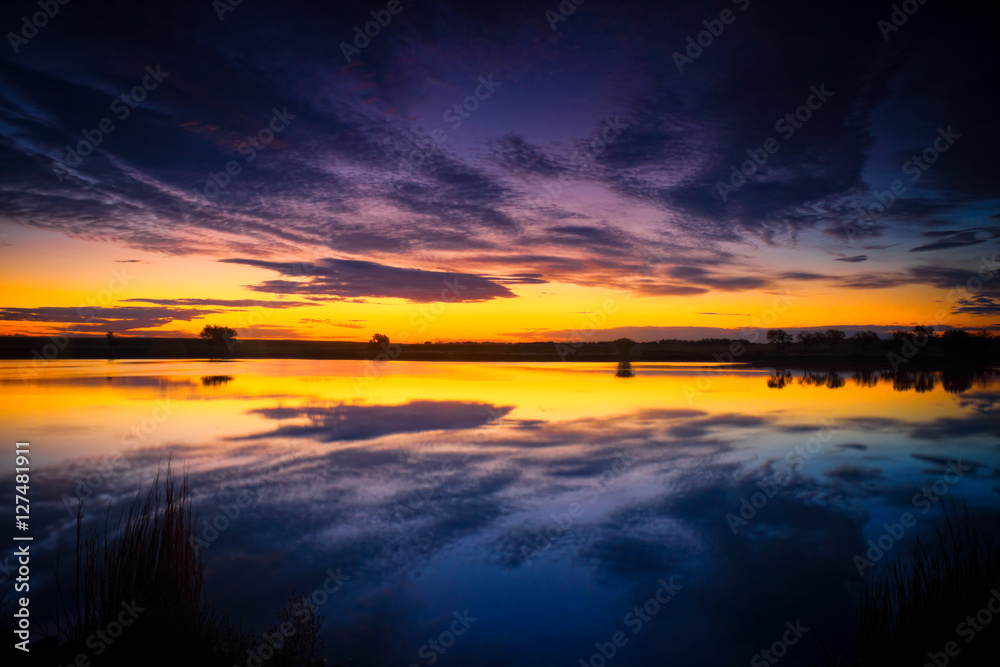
[3,359,999,666]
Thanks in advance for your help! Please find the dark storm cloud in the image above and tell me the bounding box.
[827,261,1000,293]
[300,318,366,329]
[387,158,520,232]
[908,227,1000,253]
[220,257,519,302]
[824,222,885,242]
[547,225,631,251]
[0,305,222,331]
[665,266,770,291]
[491,135,563,175]
[834,255,868,263]
[953,295,1000,316]
[778,271,828,281]
[902,264,1000,304]
[122,298,317,308]
[0,0,996,296]
[488,272,547,285]
[836,273,909,290]
[910,231,986,252]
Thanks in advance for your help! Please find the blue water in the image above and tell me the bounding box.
[2,360,998,665]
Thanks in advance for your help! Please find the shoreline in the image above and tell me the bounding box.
[1,336,995,368]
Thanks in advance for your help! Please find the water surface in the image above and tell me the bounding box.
[2,360,998,666]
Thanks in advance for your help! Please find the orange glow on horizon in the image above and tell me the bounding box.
[1,232,996,341]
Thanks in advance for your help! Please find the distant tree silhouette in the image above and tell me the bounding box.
[766,329,793,349]
[890,330,912,344]
[938,330,995,358]
[823,329,846,351]
[798,331,819,351]
[106,331,119,347]
[851,330,880,352]
[368,333,393,361]
[939,329,973,346]
[200,325,237,360]
[613,337,636,359]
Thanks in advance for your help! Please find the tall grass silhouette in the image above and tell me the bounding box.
[848,506,1000,665]
[69,470,202,640]
[2,467,327,666]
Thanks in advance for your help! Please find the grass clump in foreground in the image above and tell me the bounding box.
[4,468,326,667]
[848,507,1000,665]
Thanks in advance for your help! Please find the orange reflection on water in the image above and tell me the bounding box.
[1,360,993,469]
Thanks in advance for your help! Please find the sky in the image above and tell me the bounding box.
[0,0,997,342]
